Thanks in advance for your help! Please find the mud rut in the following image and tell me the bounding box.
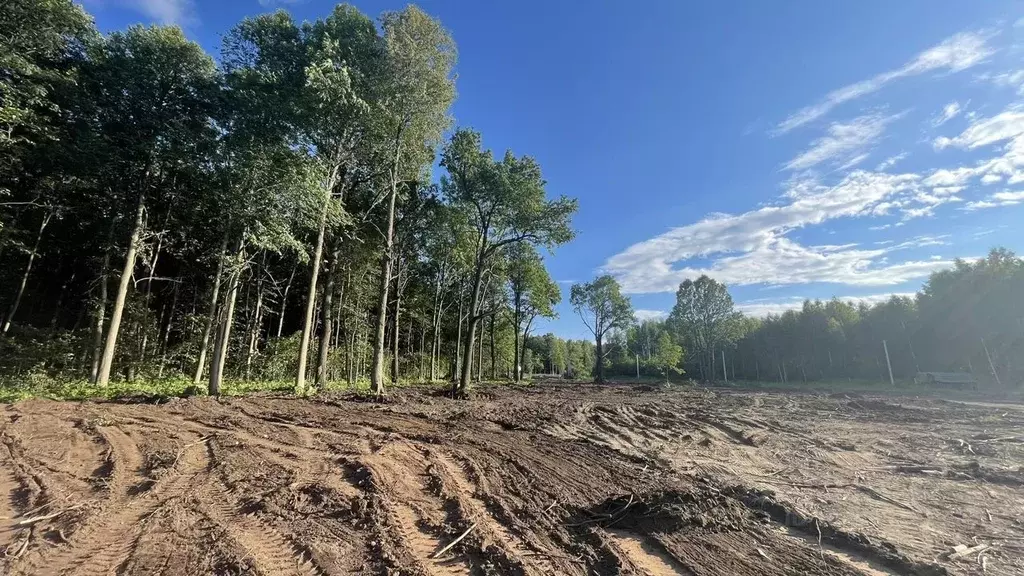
[0,385,1022,575]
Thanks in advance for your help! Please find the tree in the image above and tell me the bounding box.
[570,275,633,383]
[441,129,576,395]
[367,6,456,394]
[506,243,559,381]
[667,275,734,381]
[87,26,218,387]
[649,330,683,382]
[292,5,379,395]
[0,0,93,162]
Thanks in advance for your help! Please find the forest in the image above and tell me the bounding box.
[3,0,1023,400]
[1,0,578,397]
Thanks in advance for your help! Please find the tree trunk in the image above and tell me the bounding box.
[96,192,146,387]
[296,188,331,395]
[391,262,403,385]
[456,259,488,395]
[370,177,399,395]
[90,244,111,383]
[512,295,522,382]
[245,273,265,381]
[595,334,605,383]
[455,287,464,386]
[157,281,179,379]
[209,254,241,396]
[418,325,426,380]
[2,210,51,334]
[276,261,297,338]
[489,314,497,380]
[476,323,484,383]
[316,246,339,389]
[193,233,228,384]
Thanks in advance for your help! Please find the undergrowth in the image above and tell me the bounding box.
[0,375,372,403]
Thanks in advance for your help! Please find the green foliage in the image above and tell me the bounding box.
[668,275,737,380]
[0,0,95,155]
[727,248,1024,388]
[0,2,573,399]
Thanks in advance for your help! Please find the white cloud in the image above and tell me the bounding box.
[785,113,899,171]
[876,152,907,171]
[964,189,1024,210]
[933,101,962,127]
[775,31,994,134]
[736,292,918,317]
[634,309,668,321]
[934,106,1024,150]
[602,170,959,293]
[102,0,196,25]
[928,104,1024,189]
[978,69,1024,94]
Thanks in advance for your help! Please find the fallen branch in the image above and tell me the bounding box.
[854,485,917,513]
[751,477,918,513]
[172,434,215,468]
[14,504,84,526]
[944,543,990,560]
[12,529,31,558]
[431,523,477,559]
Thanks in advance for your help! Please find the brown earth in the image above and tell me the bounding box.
[1,381,1022,575]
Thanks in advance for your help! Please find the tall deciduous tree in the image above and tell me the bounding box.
[570,275,633,383]
[88,26,218,387]
[293,5,378,394]
[367,6,456,395]
[667,275,735,381]
[441,129,576,396]
[506,243,559,381]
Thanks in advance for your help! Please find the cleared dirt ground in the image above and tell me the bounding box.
[1,382,1022,575]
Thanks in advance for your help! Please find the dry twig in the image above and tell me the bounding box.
[431,523,477,559]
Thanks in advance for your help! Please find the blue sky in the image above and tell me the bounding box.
[84,0,1024,339]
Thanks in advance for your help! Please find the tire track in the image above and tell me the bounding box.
[361,440,473,575]
[19,433,210,576]
[428,449,554,575]
[196,479,322,576]
[95,426,145,497]
[604,529,693,576]
[0,445,23,551]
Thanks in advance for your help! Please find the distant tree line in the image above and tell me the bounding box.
[544,249,1023,388]
[0,0,576,396]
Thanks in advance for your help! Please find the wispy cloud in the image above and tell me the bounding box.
[634,309,668,321]
[978,69,1024,94]
[876,152,908,171]
[784,112,899,172]
[930,103,1024,187]
[100,0,196,25]
[602,170,957,293]
[775,31,993,134]
[934,105,1024,150]
[933,101,963,127]
[735,292,917,317]
[258,0,305,6]
[964,190,1024,210]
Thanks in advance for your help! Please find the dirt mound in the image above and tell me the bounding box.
[1,386,1021,575]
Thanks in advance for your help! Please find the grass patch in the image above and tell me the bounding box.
[0,375,373,403]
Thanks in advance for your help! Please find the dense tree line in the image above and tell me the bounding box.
[726,249,1024,387]
[0,0,576,396]
[575,249,1022,388]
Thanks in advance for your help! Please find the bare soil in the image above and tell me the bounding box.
[1,381,1022,575]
